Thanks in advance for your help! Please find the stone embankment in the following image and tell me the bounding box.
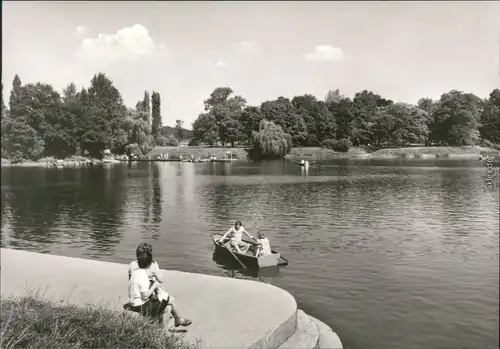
[1,248,341,349]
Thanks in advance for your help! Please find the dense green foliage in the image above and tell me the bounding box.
[191,87,500,157]
[252,120,292,159]
[1,73,499,161]
[0,74,183,161]
[0,296,192,349]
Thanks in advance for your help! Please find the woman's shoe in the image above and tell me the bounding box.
[175,318,192,327]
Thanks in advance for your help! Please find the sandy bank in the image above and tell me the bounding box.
[1,248,298,349]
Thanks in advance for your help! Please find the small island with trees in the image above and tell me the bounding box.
[1,73,499,166]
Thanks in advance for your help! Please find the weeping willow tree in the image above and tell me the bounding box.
[125,108,154,157]
[252,120,292,159]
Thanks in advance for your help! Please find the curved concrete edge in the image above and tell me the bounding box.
[0,248,297,349]
[278,309,319,349]
[246,310,297,349]
[308,314,343,349]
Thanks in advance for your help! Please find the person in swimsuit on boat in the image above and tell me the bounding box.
[218,220,256,254]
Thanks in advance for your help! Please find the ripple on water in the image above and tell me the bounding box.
[1,161,498,349]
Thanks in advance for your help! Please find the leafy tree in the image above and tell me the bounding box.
[175,119,184,143]
[351,90,393,146]
[327,97,355,141]
[80,73,128,158]
[1,117,44,161]
[151,91,162,142]
[192,112,218,146]
[292,95,336,146]
[156,134,178,146]
[239,106,264,145]
[203,87,247,146]
[325,89,346,103]
[1,82,6,119]
[9,74,22,116]
[480,89,500,144]
[429,90,482,146]
[321,138,353,152]
[260,97,307,146]
[372,103,428,146]
[252,120,292,159]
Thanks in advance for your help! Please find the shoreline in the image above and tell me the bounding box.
[1,248,342,349]
[1,155,124,168]
[286,145,500,161]
[2,146,498,167]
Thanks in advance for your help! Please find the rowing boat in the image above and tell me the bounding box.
[212,233,285,268]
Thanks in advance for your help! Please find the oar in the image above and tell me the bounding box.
[226,244,247,270]
[214,234,247,270]
[279,255,289,266]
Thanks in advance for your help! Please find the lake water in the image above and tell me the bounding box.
[1,159,499,349]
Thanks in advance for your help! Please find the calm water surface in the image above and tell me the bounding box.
[1,159,499,349]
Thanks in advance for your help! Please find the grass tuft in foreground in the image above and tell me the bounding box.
[0,296,195,349]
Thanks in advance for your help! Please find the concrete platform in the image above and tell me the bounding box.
[278,309,319,349]
[0,248,297,349]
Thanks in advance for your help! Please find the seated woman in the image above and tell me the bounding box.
[254,232,272,257]
[127,243,191,328]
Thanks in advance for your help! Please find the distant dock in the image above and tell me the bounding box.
[120,158,237,163]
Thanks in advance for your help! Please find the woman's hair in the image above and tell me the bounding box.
[258,232,265,239]
[136,243,153,259]
[136,243,153,268]
[137,254,153,269]
[235,220,242,226]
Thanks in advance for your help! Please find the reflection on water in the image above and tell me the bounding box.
[1,159,499,349]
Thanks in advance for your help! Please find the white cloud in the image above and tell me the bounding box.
[234,40,258,53]
[214,60,228,67]
[76,24,167,63]
[305,45,344,62]
[74,25,86,37]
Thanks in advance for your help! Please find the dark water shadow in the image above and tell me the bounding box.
[212,251,282,280]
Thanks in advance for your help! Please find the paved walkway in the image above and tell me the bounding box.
[1,248,297,349]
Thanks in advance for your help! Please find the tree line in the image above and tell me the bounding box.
[1,72,499,161]
[191,87,500,158]
[0,73,187,161]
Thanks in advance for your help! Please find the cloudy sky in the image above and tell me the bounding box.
[3,1,499,128]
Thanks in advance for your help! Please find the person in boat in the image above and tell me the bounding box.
[127,243,191,328]
[218,220,255,254]
[254,232,272,257]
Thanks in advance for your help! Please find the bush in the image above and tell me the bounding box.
[320,139,336,149]
[0,296,193,349]
[125,143,144,158]
[333,138,353,152]
[156,134,178,147]
[320,138,352,152]
[188,138,200,146]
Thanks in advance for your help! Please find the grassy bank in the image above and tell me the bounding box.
[368,145,500,159]
[148,147,249,160]
[285,147,369,160]
[0,296,192,349]
[285,146,500,161]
